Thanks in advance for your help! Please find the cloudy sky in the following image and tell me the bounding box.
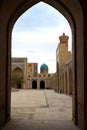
[12,2,72,73]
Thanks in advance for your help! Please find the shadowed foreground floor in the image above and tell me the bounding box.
[2,90,80,130]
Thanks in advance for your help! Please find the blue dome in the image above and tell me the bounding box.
[40,63,48,70]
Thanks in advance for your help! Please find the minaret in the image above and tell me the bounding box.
[57,33,71,67]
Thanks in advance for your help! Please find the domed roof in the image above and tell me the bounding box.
[40,63,48,70]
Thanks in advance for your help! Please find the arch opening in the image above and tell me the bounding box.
[69,68,72,95]
[40,80,45,89]
[0,0,83,129]
[12,67,24,89]
[7,0,80,128]
[11,0,73,123]
[65,71,67,94]
[32,80,37,89]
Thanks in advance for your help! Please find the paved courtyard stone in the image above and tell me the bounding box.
[2,89,80,130]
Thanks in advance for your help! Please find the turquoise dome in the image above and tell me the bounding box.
[40,63,48,70]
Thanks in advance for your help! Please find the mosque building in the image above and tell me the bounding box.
[11,58,54,89]
[11,33,72,93]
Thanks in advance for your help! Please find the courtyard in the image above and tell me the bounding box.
[2,89,80,130]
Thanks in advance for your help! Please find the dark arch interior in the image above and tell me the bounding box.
[18,83,22,89]
[40,81,45,89]
[69,68,72,95]
[32,80,37,89]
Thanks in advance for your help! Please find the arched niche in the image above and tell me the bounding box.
[40,80,45,89]
[32,80,37,89]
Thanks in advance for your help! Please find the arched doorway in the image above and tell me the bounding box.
[32,80,37,89]
[40,80,45,89]
[12,67,24,89]
[62,73,64,93]
[65,71,67,94]
[0,0,85,129]
[69,68,72,95]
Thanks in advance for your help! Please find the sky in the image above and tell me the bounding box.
[12,2,72,73]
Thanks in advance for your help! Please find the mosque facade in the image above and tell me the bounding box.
[11,58,55,89]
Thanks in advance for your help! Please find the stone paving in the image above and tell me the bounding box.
[2,89,80,130]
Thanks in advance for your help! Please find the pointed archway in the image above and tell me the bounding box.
[12,67,24,89]
[69,68,72,95]
[32,80,37,89]
[0,0,85,129]
[40,80,45,89]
